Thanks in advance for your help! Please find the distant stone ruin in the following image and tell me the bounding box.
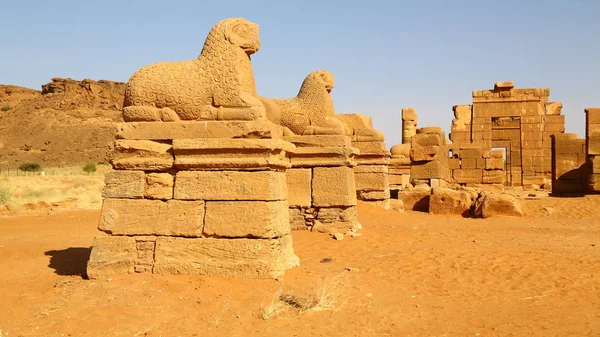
[450,82,565,187]
[87,18,299,279]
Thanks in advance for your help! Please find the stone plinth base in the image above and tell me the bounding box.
[284,135,360,232]
[351,141,390,202]
[87,121,299,279]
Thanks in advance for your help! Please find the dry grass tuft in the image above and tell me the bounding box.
[260,271,349,320]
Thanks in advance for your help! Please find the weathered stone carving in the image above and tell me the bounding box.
[87,18,299,280]
[261,70,351,136]
[122,18,265,122]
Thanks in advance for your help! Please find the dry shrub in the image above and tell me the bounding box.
[260,271,349,320]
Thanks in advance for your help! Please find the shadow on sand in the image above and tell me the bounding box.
[45,247,91,278]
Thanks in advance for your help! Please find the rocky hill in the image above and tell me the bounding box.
[0,78,126,168]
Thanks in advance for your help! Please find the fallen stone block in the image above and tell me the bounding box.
[397,188,430,212]
[474,192,523,218]
[429,187,476,216]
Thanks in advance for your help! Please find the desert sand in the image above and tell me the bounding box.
[1,196,600,337]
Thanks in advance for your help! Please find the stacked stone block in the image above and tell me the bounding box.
[450,145,505,185]
[88,129,300,279]
[409,127,449,186]
[338,113,391,205]
[449,105,472,146]
[87,18,300,279]
[284,135,361,232]
[586,108,600,192]
[551,133,587,194]
[402,108,418,144]
[450,81,565,187]
[388,144,411,192]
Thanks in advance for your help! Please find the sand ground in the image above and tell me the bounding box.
[1,197,600,337]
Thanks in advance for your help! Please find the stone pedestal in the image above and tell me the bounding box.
[87,121,300,279]
[351,141,391,204]
[389,144,411,193]
[283,135,360,233]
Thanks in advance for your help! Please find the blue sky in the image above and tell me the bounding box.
[2,0,599,145]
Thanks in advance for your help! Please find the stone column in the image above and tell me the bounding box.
[284,135,361,233]
[87,120,299,279]
[402,108,418,144]
[586,108,600,192]
[388,144,411,192]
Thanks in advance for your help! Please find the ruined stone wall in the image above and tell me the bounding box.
[409,127,449,186]
[586,108,600,192]
[449,82,565,187]
[551,134,587,194]
[388,144,411,192]
[449,145,505,186]
[402,108,418,144]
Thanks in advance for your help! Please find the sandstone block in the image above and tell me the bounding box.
[102,171,145,199]
[397,188,430,212]
[410,145,440,162]
[588,137,600,155]
[411,134,442,147]
[284,135,351,147]
[483,170,505,184]
[411,161,448,180]
[453,105,472,121]
[390,144,410,157]
[388,174,410,187]
[351,141,387,154]
[453,169,482,184]
[429,188,475,216]
[203,201,290,238]
[545,102,562,115]
[416,127,442,135]
[153,235,299,279]
[110,140,173,171]
[286,168,312,207]
[145,173,174,199]
[586,108,600,125]
[116,121,283,140]
[485,158,504,170]
[475,193,522,218]
[450,131,470,142]
[588,174,600,192]
[546,115,565,124]
[460,148,482,159]
[461,158,477,169]
[174,171,287,201]
[357,190,390,201]
[87,236,136,279]
[172,138,294,170]
[98,199,204,236]
[448,158,461,170]
[312,166,357,207]
[544,123,566,133]
[402,108,416,121]
[290,146,357,167]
